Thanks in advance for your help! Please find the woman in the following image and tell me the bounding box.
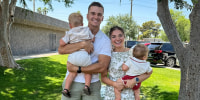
[101,26,152,100]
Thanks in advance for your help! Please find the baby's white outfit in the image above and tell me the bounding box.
[62,26,94,66]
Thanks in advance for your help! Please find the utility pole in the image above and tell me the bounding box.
[33,0,35,12]
[130,0,133,17]
[120,0,133,17]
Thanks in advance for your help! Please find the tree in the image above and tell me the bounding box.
[0,0,74,68]
[139,21,161,39]
[37,7,49,15]
[102,14,138,40]
[158,30,169,41]
[157,0,200,100]
[42,7,49,15]
[170,9,190,42]
[37,7,42,14]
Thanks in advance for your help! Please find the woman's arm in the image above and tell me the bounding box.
[101,70,124,91]
[125,70,153,88]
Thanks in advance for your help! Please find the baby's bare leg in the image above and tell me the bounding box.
[114,87,121,100]
[64,72,77,90]
[85,73,92,87]
[114,78,124,100]
[83,73,92,95]
[133,89,140,100]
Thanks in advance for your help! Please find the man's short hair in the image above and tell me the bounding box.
[88,2,104,12]
[68,13,83,27]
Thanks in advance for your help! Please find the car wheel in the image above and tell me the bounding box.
[165,58,175,67]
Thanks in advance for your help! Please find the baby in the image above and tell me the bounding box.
[115,44,152,100]
[60,13,94,98]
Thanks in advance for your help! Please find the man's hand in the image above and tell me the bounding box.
[67,61,78,72]
[81,40,93,54]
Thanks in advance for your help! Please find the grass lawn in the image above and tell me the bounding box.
[141,67,180,100]
[0,55,180,100]
[0,55,68,100]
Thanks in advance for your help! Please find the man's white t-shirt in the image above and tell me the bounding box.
[65,30,112,83]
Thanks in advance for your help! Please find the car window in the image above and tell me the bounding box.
[148,43,161,50]
[161,43,174,52]
[126,41,138,48]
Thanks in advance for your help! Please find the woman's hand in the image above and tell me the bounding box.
[124,79,136,88]
[81,40,94,54]
[114,79,124,91]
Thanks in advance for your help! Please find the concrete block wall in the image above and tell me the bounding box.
[10,7,69,56]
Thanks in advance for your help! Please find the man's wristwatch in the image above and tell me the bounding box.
[77,66,81,73]
[135,77,139,83]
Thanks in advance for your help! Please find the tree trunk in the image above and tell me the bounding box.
[0,0,21,68]
[157,0,200,100]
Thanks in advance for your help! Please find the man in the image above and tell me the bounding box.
[59,2,112,100]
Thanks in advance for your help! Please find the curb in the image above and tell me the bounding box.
[14,51,59,60]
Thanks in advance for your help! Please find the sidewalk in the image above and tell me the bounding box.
[14,51,59,60]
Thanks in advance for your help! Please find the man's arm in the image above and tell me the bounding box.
[59,39,67,47]
[67,54,111,74]
[58,40,93,54]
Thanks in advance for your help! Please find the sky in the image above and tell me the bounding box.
[16,0,192,29]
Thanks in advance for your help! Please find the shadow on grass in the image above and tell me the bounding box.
[140,85,178,100]
[0,57,67,100]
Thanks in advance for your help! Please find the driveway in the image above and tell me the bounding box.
[151,64,180,70]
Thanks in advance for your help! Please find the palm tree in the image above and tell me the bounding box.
[42,7,49,15]
[37,7,42,14]
[37,7,49,15]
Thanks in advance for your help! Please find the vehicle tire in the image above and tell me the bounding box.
[165,58,175,67]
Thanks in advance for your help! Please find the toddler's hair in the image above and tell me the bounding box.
[133,44,149,60]
[68,13,83,27]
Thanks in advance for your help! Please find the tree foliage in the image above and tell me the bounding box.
[159,30,169,41]
[37,7,49,15]
[102,14,138,40]
[170,9,190,42]
[139,21,161,39]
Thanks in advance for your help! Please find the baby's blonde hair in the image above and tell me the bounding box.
[133,44,149,60]
[68,13,83,27]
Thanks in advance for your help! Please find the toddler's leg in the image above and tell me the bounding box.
[64,72,77,89]
[62,72,77,98]
[114,87,121,100]
[133,89,140,100]
[83,73,92,95]
[114,78,124,100]
[84,73,92,87]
